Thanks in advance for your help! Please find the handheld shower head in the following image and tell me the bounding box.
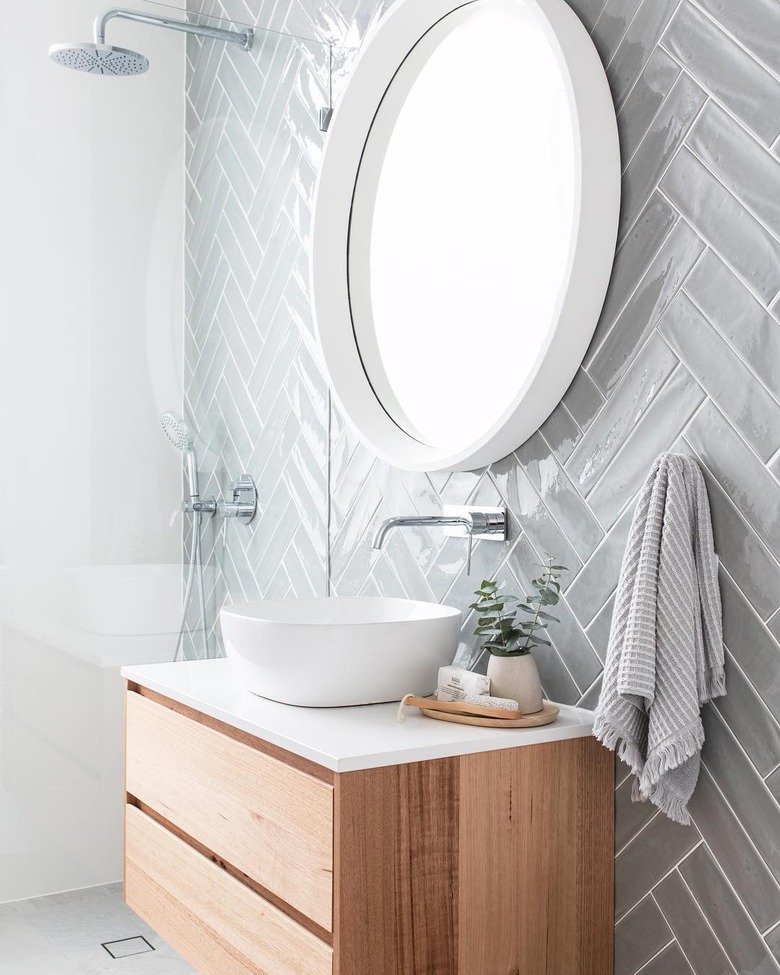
[161,412,200,500]
[48,41,148,75]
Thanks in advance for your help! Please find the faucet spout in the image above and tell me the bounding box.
[372,515,473,550]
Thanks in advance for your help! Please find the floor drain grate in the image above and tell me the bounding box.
[101,935,156,959]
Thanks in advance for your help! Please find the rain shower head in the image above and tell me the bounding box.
[49,7,253,76]
[161,412,200,500]
[48,41,149,76]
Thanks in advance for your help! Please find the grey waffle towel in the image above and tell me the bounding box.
[593,453,725,824]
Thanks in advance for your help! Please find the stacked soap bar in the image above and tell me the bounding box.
[437,666,519,713]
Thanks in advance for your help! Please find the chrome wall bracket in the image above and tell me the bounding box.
[442,506,507,541]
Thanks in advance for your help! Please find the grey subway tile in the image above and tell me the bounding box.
[660,293,780,460]
[572,333,679,493]
[661,148,780,303]
[688,101,780,242]
[701,705,780,885]
[680,845,780,975]
[587,194,677,363]
[640,943,694,975]
[566,503,634,626]
[662,1,780,145]
[607,0,680,108]
[766,924,780,966]
[588,219,705,394]
[539,403,582,464]
[619,72,707,238]
[567,0,609,32]
[617,48,681,167]
[591,0,643,66]
[685,402,780,561]
[715,651,780,777]
[587,365,705,528]
[654,871,736,975]
[586,591,615,662]
[561,369,605,433]
[694,0,780,78]
[685,250,780,403]
[718,570,780,723]
[615,810,702,918]
[577,674,602,710]
[614,895,672,975]
[615,775,658,853]
[688,767,780,930]
[516,433,604,561]
[768,767,780,805]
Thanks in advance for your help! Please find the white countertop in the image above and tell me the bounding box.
[121,658,597,773]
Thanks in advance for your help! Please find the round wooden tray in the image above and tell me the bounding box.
[420,702,559,728]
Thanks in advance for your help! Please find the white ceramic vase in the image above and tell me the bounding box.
[487,653,544,715]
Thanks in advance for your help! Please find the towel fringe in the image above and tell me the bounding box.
[634,779,692,825]
[699,665,726,703]
[641,724,704,789]
[592,716,645,775]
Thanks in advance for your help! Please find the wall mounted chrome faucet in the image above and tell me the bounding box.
[372,505,507,572]
[183,476,257,526]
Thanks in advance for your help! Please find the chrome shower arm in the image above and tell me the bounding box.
[94,7,254,50]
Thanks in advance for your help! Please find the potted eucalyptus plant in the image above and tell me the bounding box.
[469,556,567,714]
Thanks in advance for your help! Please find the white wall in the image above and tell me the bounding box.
[0,0,185,900]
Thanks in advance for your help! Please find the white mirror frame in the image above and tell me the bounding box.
[311,0,620,473]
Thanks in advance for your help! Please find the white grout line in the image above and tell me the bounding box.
[616,841,705,924]
[632,937,677,974]
[610,0,686,112]
[673,868,742,975]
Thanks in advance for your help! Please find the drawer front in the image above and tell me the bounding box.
[126,691,333,930]
[126,805,332,975]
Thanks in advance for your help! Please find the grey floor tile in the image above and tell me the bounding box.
[694,0,780,78]
[660,293,780,460]
[685,401,780,560]
[701,705,780,885]
[662,1,780,146]
[572,333,678,494]
[685,250,780,404]
[688,766,780,931]
[617,48,681,167]
[619,72,706,239]
[607,0,680,109]
[688,101,780,242]
[661,148,780,303]
[680,845,780,975]
[615,808,702,918]
[588,220,704,394]
[614,895,672,975]
[654,871,736,975]
[587,365,705,528]
[640,942,694,975]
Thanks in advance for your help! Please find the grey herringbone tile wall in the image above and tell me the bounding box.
[184,0,780,971]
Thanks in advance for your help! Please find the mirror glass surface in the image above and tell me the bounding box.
[348,0,577,451]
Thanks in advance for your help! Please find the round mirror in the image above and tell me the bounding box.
[312,0,620,472]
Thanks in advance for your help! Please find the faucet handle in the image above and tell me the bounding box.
[443,505,507,541]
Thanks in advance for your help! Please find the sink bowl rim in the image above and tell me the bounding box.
[221,596,461,628]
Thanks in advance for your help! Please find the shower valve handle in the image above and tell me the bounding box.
[217,475,257,525]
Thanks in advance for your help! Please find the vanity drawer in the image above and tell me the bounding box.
[125,691,334,930]
[126,804,332,975]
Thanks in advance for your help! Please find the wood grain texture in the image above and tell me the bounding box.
[126,690,334,930]
[458,737,614,975]
[126,804,332,975]
[129,683,334,784]
[334,759,460,975]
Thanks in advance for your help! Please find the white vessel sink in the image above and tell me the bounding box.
[220,597,461,707]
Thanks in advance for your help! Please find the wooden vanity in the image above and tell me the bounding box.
[123,660,614,975]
